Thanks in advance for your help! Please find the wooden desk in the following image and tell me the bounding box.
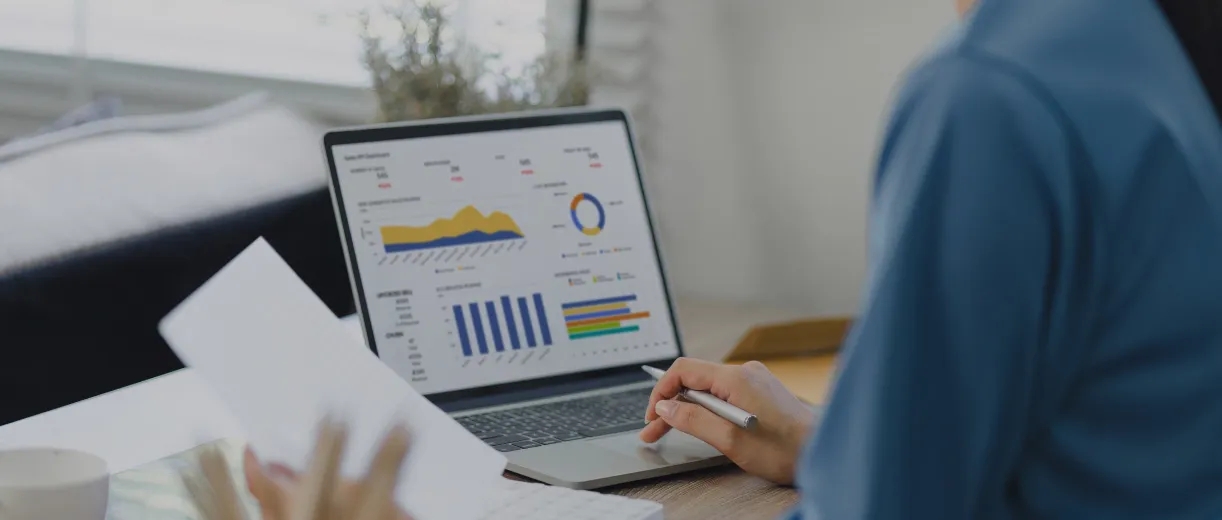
[599,465,801,519]
[99,300,837,520]
[511,299,839,519]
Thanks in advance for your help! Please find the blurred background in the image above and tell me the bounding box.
[0,0,954,317]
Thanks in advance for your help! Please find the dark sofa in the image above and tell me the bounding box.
[0,188,355,426]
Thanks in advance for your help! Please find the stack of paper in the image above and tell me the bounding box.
[482,480,664,520]
[159,239,507,520]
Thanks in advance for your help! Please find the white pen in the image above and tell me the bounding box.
[642,365,758,430]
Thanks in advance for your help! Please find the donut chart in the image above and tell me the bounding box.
[570,193,606,236]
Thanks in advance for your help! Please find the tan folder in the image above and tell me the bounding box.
[722,316,853,362]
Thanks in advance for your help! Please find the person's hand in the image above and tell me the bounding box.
[243,419,414,520]
[641,358,816,485]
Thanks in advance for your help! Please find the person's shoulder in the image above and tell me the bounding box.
[930,0,1222,193]
[878,43,1078,196]
[937,0,1202,119]
[890,46,1066,142]
[885,12,1059,125]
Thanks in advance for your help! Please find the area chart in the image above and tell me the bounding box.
[382,205,524,253]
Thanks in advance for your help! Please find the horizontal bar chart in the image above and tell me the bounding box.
[569,325,641,341]
[565,311,651,329]
[561,294,637,310]
[566,321,623,335]
[562,302,627,316]
[561,294,649,341]
[564,308,632,322]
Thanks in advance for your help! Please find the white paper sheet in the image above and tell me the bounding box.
[159,238,507,520]
[0,369,241,473]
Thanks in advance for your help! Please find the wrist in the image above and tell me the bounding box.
[783,405,817,453]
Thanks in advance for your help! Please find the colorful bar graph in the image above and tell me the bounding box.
[500,296,521,350]
[562,294,648,341]
[533,293,553,346]
[569,325,640,340]
[485,301,505,352]
[453,305,472,357]
[562,302,627,316]
[567,321,622,335]
[566,311,651,329]
[468,303,488,355]
[564,308,632,322]
[518,297,537,347]
[561,294,637,310]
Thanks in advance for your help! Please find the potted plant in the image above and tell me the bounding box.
[357,1,590,122]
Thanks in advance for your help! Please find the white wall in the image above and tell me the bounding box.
[649,0,954,315]
[642,0,764,304]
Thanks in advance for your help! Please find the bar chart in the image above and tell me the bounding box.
[562,294,650,340]
[452,292,553,357]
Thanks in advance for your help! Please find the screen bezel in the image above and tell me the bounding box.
[322,108,684,407]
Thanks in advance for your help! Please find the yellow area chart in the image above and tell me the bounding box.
[381,206,525,253]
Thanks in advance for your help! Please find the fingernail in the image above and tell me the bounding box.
[266,463,297,483]
[655,400,677,418]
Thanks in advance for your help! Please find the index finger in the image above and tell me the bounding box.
[351,424,411,520]
[292,416,347,520]
[243,448,290,520]
[644,358,727,422]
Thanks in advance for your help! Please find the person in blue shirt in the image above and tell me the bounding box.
[641,0,1222,518]
[239,1,1221,518]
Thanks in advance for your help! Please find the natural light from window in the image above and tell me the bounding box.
[0,0,561,87]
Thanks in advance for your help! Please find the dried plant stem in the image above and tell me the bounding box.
[357,0,590,123]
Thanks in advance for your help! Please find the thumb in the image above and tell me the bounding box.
[654,399,739,455]
[243,448,289,518]
[243,447,272,497]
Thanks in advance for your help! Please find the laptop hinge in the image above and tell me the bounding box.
[436,369,651,413]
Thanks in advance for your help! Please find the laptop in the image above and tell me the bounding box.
[321,108,728,489]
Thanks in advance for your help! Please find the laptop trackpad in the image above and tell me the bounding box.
[590,431,721,467]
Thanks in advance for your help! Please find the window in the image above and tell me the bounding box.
[0,2,586,144]
[0,1,584,141]
[0,0,578,86]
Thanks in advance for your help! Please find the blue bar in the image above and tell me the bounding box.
[561,294,638,310]
[533,293,553,346]
[518,297,537,347]
[453,305,472,357]
[469,303,488,355]
[485,301,505,352]
[501,296,521,350]
[564,308,632,322]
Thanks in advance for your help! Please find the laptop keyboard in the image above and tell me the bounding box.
[456,387,653,452]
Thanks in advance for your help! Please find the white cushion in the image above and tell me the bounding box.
[0,93,271,161]
[0,95,331,275]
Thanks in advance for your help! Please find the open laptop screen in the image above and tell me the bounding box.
[325,111,682,399]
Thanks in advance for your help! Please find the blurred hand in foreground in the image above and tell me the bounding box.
[245,418,412,520]
[182,417,412,520]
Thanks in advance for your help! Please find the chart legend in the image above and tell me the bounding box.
[562,294,650,340]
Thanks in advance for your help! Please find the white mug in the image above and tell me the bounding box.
[0,448,109,520]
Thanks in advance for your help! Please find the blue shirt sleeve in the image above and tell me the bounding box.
[790,56,1075,519]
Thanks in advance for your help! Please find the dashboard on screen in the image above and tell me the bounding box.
[329,119,681,396]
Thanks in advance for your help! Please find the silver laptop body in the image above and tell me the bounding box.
[322,108,727,489]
